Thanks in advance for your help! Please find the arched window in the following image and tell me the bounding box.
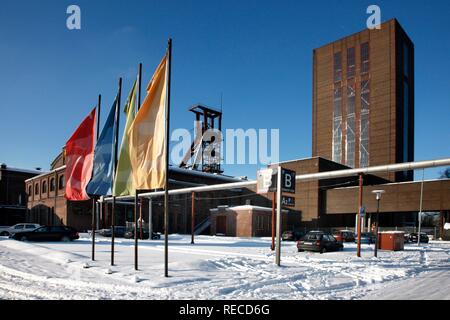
[58,175,65,190]
[28,185,32,197]
[50,178,55,192]
[42,180,47,194]
[34,183,39,195]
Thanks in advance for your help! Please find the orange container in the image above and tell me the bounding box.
[378,231,405,251]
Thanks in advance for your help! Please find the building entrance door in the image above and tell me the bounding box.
[216,216,227,235]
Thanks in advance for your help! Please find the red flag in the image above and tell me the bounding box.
[65,108,96,201]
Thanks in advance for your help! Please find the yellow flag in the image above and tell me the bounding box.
[128,55,167,190]
[112,80,137,196]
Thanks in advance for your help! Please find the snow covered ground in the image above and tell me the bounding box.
[0,234,449,300]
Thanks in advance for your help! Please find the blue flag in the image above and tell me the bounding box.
[86,97,118,196]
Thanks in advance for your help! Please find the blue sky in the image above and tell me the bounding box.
[0,0,449,180]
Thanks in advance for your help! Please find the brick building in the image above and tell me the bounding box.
[0,163,41,225]
[313,19,414,182]
[25,150,271,233]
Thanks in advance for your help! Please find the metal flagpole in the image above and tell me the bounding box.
[275,166,282,266]
[132,63,143,269]
[139,198,143,240]
[271,192,276,251]
[191,192,195,244]
[164,39,172,277]
[149,198,153,240]
[138,63,142,113]
[92,94,101,261]
[111,78,122,266]
[418,169,425,245]
[357,173,363,257]
[374,197,380,257]
[134,191,139,270]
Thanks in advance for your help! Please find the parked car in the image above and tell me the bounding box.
[0,223,41,237]
[10,226,79,242]
[124,229,161,240]
[333,230,356,242]
[282,230,305,241]
[98,226,127,238]
[408,232,429,243]
[297,231,344,254]
[403,233,410,243]
[355,232,376,244]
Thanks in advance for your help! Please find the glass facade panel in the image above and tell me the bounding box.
[347,47,355,78]
[332,87,343,163]
[361,43,369,74]
[346,84,356,167]
[360,80,370,167]
[334,52,342,82]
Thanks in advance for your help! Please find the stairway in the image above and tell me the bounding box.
[194,218,211,235]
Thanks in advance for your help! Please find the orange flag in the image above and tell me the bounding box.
[65,108,96,201]
[128,55,168,191]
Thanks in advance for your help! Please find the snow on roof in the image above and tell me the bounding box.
[211,205,288,213]
[379,231,405,234]
[0,165,45,175]
[25,165,66,182]
[268,156,321,166]
[169,166,246,183]
[333,177,450,190]
[229,205,273,212]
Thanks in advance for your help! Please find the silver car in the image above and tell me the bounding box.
[0,223,41,237]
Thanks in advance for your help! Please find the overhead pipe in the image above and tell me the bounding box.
[102,158,450,203]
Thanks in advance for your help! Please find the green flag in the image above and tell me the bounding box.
[113,80,137,196]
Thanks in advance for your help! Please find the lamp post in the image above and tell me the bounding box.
[372,190,385,258]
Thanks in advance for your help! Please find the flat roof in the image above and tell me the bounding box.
[0,165,45,175]
[25,165,66,182]
[24,165,244,184]
[210,205,288,213]
[332,178,450,190]
[313,19,397,51]
[169,166,245,183]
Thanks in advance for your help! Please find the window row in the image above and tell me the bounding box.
[334,42,369,82]
[332,79,370,168]
[29,175,65,197]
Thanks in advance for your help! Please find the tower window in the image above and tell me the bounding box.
[332,86,343,164]
[360,79,370,167]
[334,52,342,82]
[347,47,355,78]
[346,83,356,167]
[361,43,369,74]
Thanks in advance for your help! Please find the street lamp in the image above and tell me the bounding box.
[372,190,385,257]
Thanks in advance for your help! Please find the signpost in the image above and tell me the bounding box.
[275,166,296,266]
[257,168,296,195]
[281,196,295,207]
[275,166,282,266]
[258,168,277,251]
[280,168,296,194]
[360,206,366,218]
[256,168,276,194]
